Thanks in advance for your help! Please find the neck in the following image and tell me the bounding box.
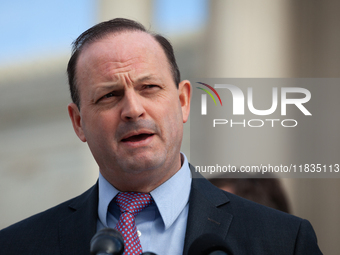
[101,154,183,193]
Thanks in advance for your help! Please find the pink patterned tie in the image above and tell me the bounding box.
[114,192,152,255]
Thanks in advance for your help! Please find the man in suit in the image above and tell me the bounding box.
[0,18,322,254]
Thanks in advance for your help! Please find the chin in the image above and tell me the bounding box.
[121,154,166,174]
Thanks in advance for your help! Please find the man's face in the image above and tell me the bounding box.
[68,31,191,184]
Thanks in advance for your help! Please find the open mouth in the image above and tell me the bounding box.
[121,133,154,142]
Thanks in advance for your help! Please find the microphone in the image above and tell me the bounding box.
[90,228,124,255]
[188,234,233,255]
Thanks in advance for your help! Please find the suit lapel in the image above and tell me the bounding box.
[58,183,98,255]
[183,167,233,255]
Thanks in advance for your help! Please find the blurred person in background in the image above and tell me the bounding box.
[209,173,290,213]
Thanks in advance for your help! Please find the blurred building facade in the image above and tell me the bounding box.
[0,0,339,254]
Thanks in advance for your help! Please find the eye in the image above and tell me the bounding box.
[97,90,123,103]
[103,92,115,98]
[143,84,160,90]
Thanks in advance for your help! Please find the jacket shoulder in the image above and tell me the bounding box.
[189,176,322,254]
[0,183,98,254]
[226,191,322,254]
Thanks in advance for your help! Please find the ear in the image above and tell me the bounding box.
[68,103,87,142]
[178,80,191,123]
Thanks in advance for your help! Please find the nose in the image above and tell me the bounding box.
[120,90,145,121]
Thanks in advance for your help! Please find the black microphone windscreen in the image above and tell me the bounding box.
[90,228,124,255]
[188,233,233,255]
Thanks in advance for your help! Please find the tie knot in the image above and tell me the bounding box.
[115,192,152,216]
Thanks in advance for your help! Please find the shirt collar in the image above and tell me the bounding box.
[150,153,191,230]
[97,153,192,230]
[98,172,120,228]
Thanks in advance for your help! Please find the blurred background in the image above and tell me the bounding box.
[1,0,339,254]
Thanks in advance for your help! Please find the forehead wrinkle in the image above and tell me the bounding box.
[102,61,161,88]
[101,57,144,76]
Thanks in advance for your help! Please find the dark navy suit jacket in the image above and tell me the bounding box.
[0,169,322,255]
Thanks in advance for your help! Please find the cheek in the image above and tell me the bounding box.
[98,112,120,132]
[162,103,183,137]
[82,111,119,138]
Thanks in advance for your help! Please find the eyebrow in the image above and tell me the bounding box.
[92,83,122,102]
[135,75,154,83]
[134,74,164,86]
[95,83,121,91]
[95,74,159,92]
